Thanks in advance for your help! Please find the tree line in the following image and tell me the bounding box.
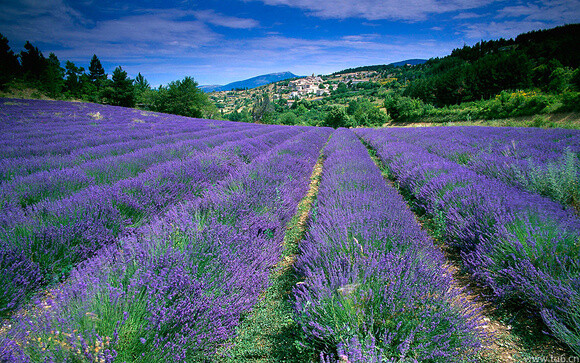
[0,34,217,118]
[402,24,580,106]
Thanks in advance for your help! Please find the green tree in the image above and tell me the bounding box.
[571,69,580,91]
[278,111,297,125]
[19,41,46,83]
[64,61,85,98]
[88,54,106,91]
[44,53,64,98]
[333,82,348,95]
[0,33,20,88]
[227,109,252,123]
[549,67,574,93]
[152,76,212,117]
[322,105,349,128]
[134,73,150,92]
[353,101,387,126]
[134,73,154,108]
[251,93,274,123]
[101,66,135,107]
[384,94,425,121]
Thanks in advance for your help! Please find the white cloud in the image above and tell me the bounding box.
[247,0,497,21]
[453,12,487,19]
[496,0,580,23]
[193,10,260,29]
[459,20,552,40]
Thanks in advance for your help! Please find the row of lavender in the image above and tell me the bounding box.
[0,99,244,159]
[356,128,580,355]
[0,125,305,318]
[293,129,485,362]
[1,127,331,362]
[0,125,235,182]
[0,125,274,208]
[0,100,254,181]
[385,127,580,210]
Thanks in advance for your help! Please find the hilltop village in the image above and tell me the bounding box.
[208,70,387,114]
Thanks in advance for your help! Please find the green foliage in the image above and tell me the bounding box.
[322,105,350,128]
[227,109,252,123]
[333,82,348,95]
[43,53,65,98]
[151,76,215,118]
[251,93,274,123]
[0,33,19,89]
[384,93,426,121]
[88,55,106,89]
[64,61,85,98]
[353,101,388,127]
[278,111,298,125]
[101,66,136,107]
[19,41,45,83]
[520,149,580,210]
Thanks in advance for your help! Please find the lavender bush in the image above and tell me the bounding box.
[0,126,331,361]
[294,129,485,362]
[357,127,580,354]
[0,127,304,318]
[382,126,580,210]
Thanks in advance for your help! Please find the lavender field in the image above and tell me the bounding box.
[0,98,579,362]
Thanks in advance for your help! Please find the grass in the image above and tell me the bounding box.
[218,144,327,362]
[384,112,580,129]
[358,135,575,362]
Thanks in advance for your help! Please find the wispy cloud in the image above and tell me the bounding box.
[193,10,260,29]
[459,20,551,40]
[247,0,497,21]
[496,0,580,23]
[453,12,487,20]
[456,0,579,41]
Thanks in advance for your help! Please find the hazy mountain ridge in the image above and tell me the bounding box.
[200,71,300,92]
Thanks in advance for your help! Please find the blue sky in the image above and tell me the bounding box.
[1,0,578,87]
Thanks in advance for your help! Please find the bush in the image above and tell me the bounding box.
[278,111,298,125]
[384,94,425,121]
[151,77,214,118]
[322,106,350,128]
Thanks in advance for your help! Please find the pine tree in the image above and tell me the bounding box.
[44,53,64,97]
[88,54,106,89]
[19,41,46,85]
[102,66,135,107]
[64,61,85,98]
[0,33,20,88]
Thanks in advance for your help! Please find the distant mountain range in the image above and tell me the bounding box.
[200,71,300,92]
[200,60,427,93]
[334,59,428,75]
[388,59,427,67]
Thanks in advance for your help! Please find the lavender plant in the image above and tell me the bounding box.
[357,127,580,354]
[293,129,485,362]
[0,127,331,361]
[382,126,580,210]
